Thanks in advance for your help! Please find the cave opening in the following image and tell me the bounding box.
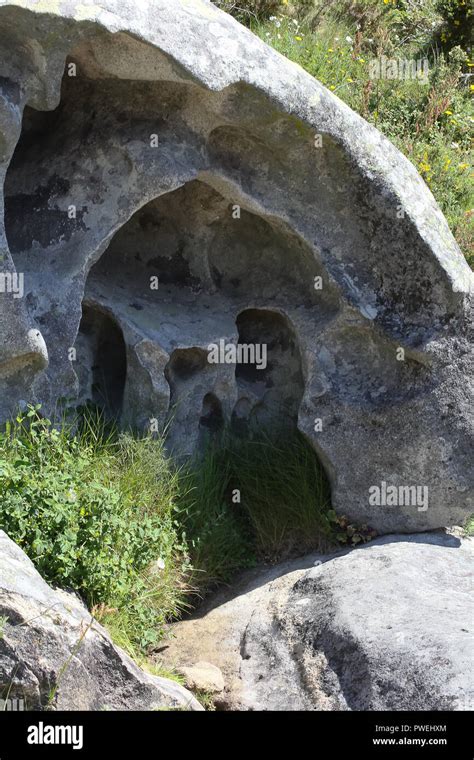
[232,308,305,435]
[199,393,224,434]
[75,305,127,420]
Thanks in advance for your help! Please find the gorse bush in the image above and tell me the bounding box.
[435,0,473,52]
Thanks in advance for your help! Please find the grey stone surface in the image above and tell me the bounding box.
[0,0,472,532]
[159,532,474,711]
[0,530,203,711]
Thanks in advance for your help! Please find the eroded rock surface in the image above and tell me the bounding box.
[158,533,474,711]
[0,0,472,531]
[0,531,202,711]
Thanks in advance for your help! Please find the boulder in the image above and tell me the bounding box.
[0,0,472,531]
[0,531,202,711]
[159,532,474,711]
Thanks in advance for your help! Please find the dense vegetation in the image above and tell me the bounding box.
[0,2,471,676]
[215,0,473,266]
[0,407,371,657]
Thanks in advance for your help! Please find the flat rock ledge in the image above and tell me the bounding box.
[0,530,202,711]
[159,532,474,711]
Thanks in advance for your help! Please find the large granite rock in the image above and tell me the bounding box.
[0,530,202,711]
[159,532,474,711]
[0,0,472,532]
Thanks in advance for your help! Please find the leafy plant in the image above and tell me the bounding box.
[0,406,374,656]
[434,0,473,52]
[0,406,190,652]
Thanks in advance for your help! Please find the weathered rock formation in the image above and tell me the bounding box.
[0,530,202,710]
[0,0,472,532]
[159,532,474,711]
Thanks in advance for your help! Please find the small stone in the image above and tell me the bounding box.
[179,662,225,694]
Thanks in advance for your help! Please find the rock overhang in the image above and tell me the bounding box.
[0,0,472,534]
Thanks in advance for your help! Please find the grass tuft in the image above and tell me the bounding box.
[176,428,335,593]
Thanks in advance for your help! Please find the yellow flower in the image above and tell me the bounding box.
[347,78,353,83]
[328,48,334,52]
[295,36,302,41]
[330,85,336,90]
[444,110,452,115]
[458,163,468,171]
[470,84,474,92]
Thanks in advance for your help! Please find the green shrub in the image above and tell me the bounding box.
[0,407,373,654]
[435,0,473,52]
[0,406,190,652]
